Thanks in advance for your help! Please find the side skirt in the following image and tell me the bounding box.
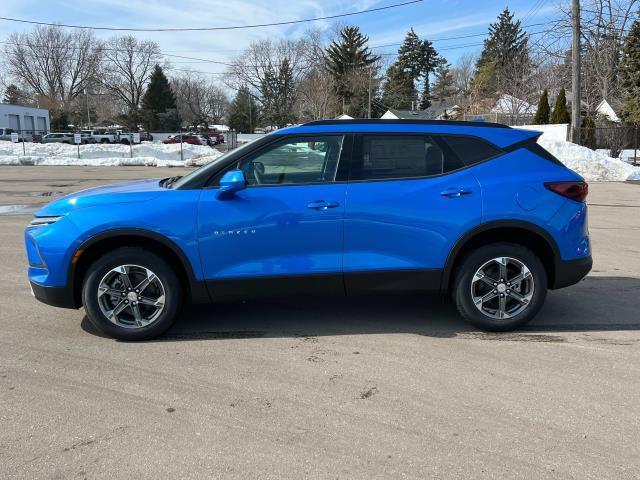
[205,269,444,301]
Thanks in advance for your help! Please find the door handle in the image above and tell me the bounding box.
[307,200,340,210]
[440,187,472,197]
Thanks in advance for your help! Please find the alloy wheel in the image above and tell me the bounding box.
[470,257,535,320]
[97,264,165,328]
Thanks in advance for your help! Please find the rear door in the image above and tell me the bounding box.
[198,134,350,298]
[343,134,482,294]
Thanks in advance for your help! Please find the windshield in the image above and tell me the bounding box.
[171,140,257,189]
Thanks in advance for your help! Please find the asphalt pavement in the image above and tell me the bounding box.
[1,167,639,479]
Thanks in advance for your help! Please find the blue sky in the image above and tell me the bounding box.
[0,0,562,76]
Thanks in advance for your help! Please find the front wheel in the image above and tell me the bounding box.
[82,248,182,340]
[453,243,547,332]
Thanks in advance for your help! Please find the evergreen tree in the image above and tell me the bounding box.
[381,64,417,109]
[581,116,597,149]
[620,20,640,124]
[141,65,180,131]
[50,110,69,131]
[3,84,27,105]
[430,62,457,104]
[228,86,260,133]
[550,88,571,124]
[533,89,550,124]
[260,58,296,128]
[473,8,529,97]
[325,26,380,115]
[395,29,440,110]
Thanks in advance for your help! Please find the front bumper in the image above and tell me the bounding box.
[551,255,592,289]
[30,280,79,309]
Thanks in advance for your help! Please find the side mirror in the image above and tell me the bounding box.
[217,169,246,198]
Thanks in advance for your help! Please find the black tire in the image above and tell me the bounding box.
[100,138,110,144]
[82,247,182,341]
[453,243,547,332]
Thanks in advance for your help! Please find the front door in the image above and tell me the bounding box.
[198,134,349,298]
[343,134,482,294]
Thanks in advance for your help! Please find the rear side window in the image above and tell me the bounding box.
[352,135,464,181]
[443,136,502,166]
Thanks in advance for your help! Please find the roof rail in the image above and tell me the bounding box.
[302,119,511,129]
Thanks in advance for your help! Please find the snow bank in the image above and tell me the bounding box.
[0,140,223,167]
[539,138,640,182]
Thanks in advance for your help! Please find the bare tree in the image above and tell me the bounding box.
[451,53,476,107]
[100,35,161,110]
[4,25,101,112]
[296,68,339,120]
[172,71,229,126]
[226,38,312,102]
[551,0,639,112]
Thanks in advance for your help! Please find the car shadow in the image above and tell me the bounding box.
[80,276,640,341]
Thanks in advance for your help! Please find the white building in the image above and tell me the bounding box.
[0,103,50,134]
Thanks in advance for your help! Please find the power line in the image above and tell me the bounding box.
[0,0,423,32]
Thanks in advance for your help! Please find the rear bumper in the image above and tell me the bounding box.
[551,255,592,289]
[30,280,79,309]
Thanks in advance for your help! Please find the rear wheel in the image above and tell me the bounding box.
[453,243,547,331]
[82,248,182,340]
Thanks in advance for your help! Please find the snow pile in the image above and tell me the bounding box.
[0,141,223,167]
[539,137,640,182]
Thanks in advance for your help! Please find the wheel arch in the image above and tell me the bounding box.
[441,220,560,294]
[69,229,209,307]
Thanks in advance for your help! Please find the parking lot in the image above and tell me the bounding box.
[1,166,640,479]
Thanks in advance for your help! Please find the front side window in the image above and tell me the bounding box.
[352,135,463,181]
[239,135,344,186]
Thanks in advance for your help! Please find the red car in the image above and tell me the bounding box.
[162,134,201,146]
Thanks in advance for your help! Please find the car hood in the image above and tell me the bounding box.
[35,178,164,216]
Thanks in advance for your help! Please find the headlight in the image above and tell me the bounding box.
[29,216,62,227]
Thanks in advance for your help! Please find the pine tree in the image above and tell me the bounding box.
[141,65,180,131]
[550,88,571,124]
[581,116,597,149]
[228,86,260,133]
[260,58,296,128]
[473,8,529,97]
[381,64,417,109]
[3,84,27,105]
[430,62,457,104]
[395,29,440,110]
[533,89,550,124]
[325,26,380,115]
[620,20,640,124]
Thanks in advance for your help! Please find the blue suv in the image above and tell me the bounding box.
[25,120,592,340]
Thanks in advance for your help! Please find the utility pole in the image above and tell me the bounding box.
[571,0,581,143]
[367,68,372,119]
[84,88,91,129]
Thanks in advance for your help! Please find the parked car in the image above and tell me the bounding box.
[0,128,29,142]
[197,133,217,147]
[80,133,97,144]
[205,130,224,144]
[162,134,202,146]
[140,132,153,142]
[25,119,592,341]
[81,130,117,144]
[41,133,74,144]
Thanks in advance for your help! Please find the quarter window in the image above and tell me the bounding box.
[443,135,502,166]
[239,136,344,186]
[352,135,464,181]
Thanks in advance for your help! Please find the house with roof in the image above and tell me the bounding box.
[380,103,460,121]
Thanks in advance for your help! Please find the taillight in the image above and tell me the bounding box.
[545,181,588,202]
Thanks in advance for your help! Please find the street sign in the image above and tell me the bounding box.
[10,132,19,143]
[132,133,140,144]
[74,133,82,145]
